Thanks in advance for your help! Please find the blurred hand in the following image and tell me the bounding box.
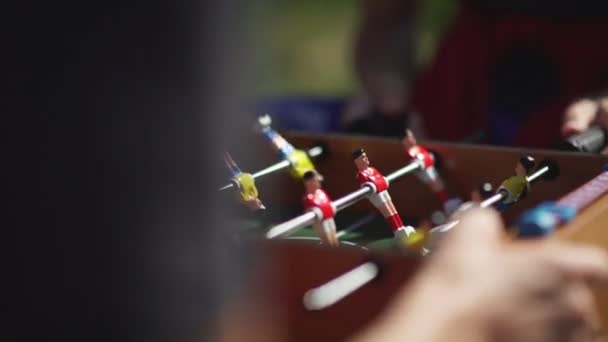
[353,209,608,342]
[562,97,608,154]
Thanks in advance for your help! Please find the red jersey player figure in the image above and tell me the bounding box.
[302,170,339,247]
[401,129,453,211]
[352,148,416,241]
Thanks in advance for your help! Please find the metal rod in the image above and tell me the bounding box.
[430,220,459,235]
[252,160,290,179]
[306,145,324,159]
[285,236,362,246]
[266,161,422,239]
[333,186,372,211]
[480,191,507,208]
[266,211,318,239]
[218,183,235,191]
[429,167,551,236]
[526,165,549,183]
[219,146,323,191]
[429,191,506,236]
[385,162,420,183]
[219,182,234,192]
[303,261,379,311]
[300,161,557,311]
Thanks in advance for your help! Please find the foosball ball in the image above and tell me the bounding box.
[220,116,608,341]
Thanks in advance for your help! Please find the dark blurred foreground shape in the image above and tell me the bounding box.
[351,0,608,147]
[10,1,254,341]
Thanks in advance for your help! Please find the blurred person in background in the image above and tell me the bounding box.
[346,0,608,149]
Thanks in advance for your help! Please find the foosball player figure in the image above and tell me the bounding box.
[254,114,315,179]
[224,152,266,210]
[401,129,454,212]
[352,148,416,241]
[302,170,339,247]
[496,155,536,211]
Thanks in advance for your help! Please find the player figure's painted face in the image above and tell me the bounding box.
[304,173,323,192]
[401,130,416,149]
[515,162,526,176]
[354,153,370,170]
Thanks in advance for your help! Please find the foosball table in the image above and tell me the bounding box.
[221,124,608,341]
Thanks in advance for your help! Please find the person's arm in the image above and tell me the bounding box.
[351,209,608,342]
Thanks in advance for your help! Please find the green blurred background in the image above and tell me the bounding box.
[249,0,458,97]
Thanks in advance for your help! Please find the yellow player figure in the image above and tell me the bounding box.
[254,114,315,179]
[224,152,266,210]
[496,155,535,211]
[399,229,428,253]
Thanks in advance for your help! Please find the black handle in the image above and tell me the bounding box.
[558,126,607,153]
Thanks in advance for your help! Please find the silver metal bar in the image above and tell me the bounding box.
[252,159,290,179]
[301,160,557,311]
[429,168,551,236]
[429,191,506,236]
[385,162,420,183]
[429,220,459,235]
[266,186,373,239]
[303,261,379,311]
[219,146,322,191]
[265,211,318,239]
[527,165,549,183]
[480,191,507,208]
[306,145,324,158]
[284,236,364,249]
[333,186,372,211]
[218,183,234,191]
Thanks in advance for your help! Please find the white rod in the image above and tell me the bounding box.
[303,261,379,311]
[251,160,290,179]
[527,165,549,183]
[385,162,420,183]
[266,211,318,239]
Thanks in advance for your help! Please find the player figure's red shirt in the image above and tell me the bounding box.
[356,167,388,193]
[303,189,335,219]
[406,146,434,168]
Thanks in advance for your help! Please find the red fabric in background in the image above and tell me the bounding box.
[412,6,608,147]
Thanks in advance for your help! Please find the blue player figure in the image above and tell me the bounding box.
[517,203,577,237]
[254,114,315,179]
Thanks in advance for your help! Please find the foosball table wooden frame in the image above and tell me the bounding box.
[231,132,608,342]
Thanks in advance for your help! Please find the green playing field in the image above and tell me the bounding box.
[233,208,424,253]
